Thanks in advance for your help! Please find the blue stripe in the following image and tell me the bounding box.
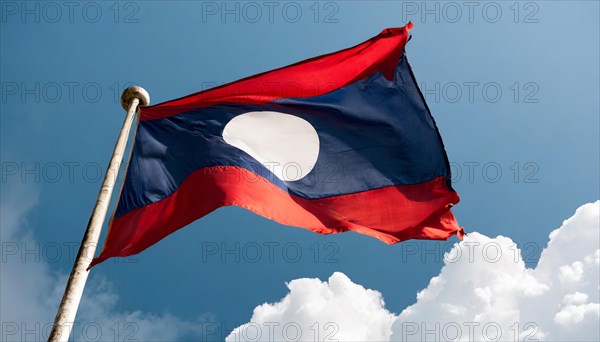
[115,54,451,218]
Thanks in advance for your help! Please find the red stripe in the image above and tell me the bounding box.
[140,23,413,121]
[90,164,460,268]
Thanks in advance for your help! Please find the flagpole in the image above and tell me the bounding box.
[48,86,150,342]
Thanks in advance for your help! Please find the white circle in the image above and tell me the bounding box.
[222,111,320,182]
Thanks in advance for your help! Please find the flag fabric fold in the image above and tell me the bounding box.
[90,22,461,268]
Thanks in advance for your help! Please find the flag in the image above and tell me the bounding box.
[90,22,461,267]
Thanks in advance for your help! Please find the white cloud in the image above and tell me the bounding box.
[226,272,396,341]
[559,261,584,284]
[0,184,205,341]
[562,291,589,305]
[554,301,599,326]
[229,201,600,342]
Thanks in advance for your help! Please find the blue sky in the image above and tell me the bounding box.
[1,1,599,341]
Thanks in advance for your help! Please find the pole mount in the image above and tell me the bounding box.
[121,86,150,110]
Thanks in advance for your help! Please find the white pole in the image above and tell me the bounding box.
[48,86,150,342]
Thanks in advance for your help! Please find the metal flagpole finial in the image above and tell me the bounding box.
[121,86,150,110]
